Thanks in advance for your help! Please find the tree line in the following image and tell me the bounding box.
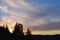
[0,23,32,40]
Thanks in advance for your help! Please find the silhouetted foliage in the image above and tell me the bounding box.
[0,23,60,40]
[26,28,31,35]
[12,23,24,40]
[26,28,32,40]
[0,25,11,40]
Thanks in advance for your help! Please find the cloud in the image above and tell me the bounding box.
[31,22,60,31]
[0,0,60,32]
[0,0,46,23]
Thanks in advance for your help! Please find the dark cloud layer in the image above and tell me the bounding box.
[31,22,60,31]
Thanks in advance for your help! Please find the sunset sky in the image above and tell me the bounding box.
[0,0,60,35]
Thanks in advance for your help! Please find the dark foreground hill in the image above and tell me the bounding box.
[31,35,60,40]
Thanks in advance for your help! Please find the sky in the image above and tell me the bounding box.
[0,0,60,35]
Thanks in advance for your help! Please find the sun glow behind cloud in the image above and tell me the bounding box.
[0,0,60,35]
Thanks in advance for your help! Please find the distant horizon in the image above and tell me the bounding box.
[0,22,60,35]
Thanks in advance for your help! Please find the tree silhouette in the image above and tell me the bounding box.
[12,23,24,40]
[26,28,31,35]
[0,24,11,40]
[26,28,32,40]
